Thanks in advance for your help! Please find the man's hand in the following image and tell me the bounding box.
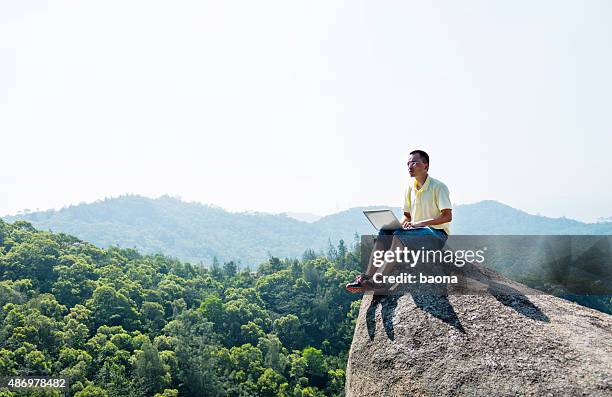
[403,210,451,229]
[400,214,411,229]
[401,216,424,229]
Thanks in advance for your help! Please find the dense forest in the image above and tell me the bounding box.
[0,219,362,396]
[1,216,610,396]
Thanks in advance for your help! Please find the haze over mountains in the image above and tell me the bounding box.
[283,212,323,223]
[4,195,612,266]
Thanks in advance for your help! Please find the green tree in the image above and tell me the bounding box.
[163,310,223,396]
[95,361,131,397]
[198,294,224,329]
[257,367,288,397]
[74,385,109,397]
[88,286,139,331]
[223,261,237,278]
[211,257,223,280]
[52,255,97,307]
[258,334,287,374]
[336,240,347,268]
[1,235,60,291]
[302,347,327,388]
[132,339,170,396]
[273,314,305,350]
[141,301,166,334]
[154,390,179,397]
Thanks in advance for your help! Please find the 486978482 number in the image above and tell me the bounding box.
[1,377,68,390]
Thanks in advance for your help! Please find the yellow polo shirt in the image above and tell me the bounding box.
[403,176,452,235]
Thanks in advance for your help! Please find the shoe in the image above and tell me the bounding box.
[345,274,370,293]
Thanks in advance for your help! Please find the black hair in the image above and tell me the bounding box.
[409,149,429,164]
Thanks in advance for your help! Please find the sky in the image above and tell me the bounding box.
[1,0,611,222]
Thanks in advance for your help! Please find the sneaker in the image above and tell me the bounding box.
[345,274,370,293]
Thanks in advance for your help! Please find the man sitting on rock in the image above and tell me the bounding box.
[346,149,453,293]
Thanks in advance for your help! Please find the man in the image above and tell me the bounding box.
[346,149,452,293]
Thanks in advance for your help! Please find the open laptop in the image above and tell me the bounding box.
[363,209,402,231]
[363,209,427,231]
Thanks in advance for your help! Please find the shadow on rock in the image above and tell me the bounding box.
[362,260,550,343]
[412,294,466,333]
[459,261,550,322]
[366,295,399,341]
[366,293,466,340]
[487,280,550,322]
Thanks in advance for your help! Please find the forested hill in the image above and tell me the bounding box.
[0,219,361,396]
[4,196,612,266]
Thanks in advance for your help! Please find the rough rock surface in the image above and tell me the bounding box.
[345,267,612,397]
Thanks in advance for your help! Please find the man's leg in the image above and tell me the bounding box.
[347,228,448,293]
[346,229,396,293]
[373,234,407,278]
[363,229,395,277]
[374,228,448,291]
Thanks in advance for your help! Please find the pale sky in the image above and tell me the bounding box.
[1,1,611,222]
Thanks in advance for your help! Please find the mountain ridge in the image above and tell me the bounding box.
[4,195,612,266]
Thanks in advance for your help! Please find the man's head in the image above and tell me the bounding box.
[407,150,429,178]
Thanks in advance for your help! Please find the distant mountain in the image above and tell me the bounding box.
[452,200,612,234]
[4,196,612,266]
[283,212,323,223]
[3,195,326,266]
[315,200,612,236]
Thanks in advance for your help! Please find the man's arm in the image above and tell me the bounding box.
[400,212,411,228]
[406,209,452,228]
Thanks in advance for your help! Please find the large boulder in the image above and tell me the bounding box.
[345,268,612,396]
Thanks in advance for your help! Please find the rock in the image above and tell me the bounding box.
[345,266,612,397]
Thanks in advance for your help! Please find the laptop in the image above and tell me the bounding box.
[363,209,402,231]
[363,209,428,231]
